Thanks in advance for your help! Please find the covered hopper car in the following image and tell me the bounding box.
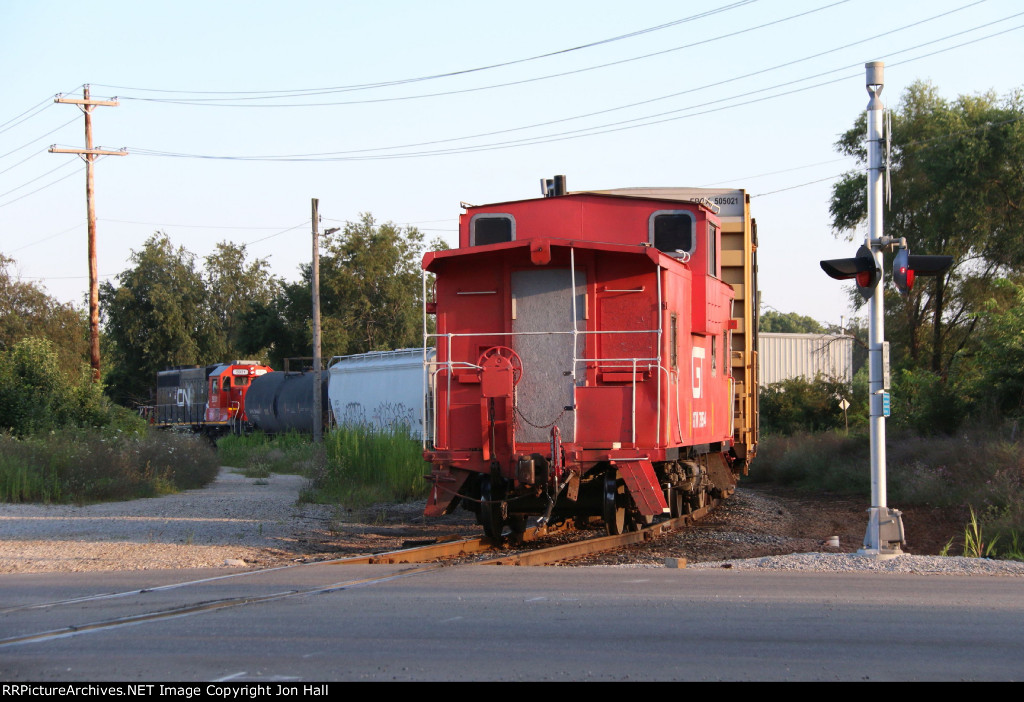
[421,181,759,538]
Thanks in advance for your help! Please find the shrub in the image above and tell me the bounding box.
[759,376,859,435]
[0,337,145,436]
[0,428,219,503]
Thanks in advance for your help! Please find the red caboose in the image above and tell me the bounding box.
[423,182,758,538]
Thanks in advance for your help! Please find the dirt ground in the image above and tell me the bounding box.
[278,484,967,566]
[0,467,967,573]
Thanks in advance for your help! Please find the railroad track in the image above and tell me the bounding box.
[0,500,718,649]
[335,497,719,567]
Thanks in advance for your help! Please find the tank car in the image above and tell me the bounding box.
[421,180,759,538]
[244,367,329,434]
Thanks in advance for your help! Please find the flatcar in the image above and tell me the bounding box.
[421,179,759,538]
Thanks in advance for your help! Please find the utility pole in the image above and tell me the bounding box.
[312,199,323,443]
[50,85,126,383]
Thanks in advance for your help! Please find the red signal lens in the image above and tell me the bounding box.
[856,270,872,288]
[905,268,914,290]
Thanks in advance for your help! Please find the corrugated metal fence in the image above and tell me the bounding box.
[758,333,854,386]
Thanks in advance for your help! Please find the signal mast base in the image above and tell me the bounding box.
[858,506,906,560]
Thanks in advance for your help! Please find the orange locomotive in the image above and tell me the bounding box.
[153,361,272,437]
[422,180,758,538]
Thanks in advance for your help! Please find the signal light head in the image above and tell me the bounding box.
[892,249,951,294]
[821,245,879,300]
[893,248,913,293]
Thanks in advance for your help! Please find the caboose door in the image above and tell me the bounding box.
[510,268,586,444]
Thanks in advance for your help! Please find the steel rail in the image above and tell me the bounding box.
[476,499,718,566]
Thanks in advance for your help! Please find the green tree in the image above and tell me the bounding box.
[0,254,89,377]
[760,310,826,334]
[203,241,280,361]
[238,214,438,366]
[0,337,112,435]
[830,81,1024,377]
[100,233,218,405]
[321,213,429,354]
[759,376,858,435]
[966,277,1024,418]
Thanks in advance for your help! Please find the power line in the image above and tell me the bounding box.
[0,158,79,199]
[243,221,311,246]
[115,1,851,108]
[124,12,1024,163]
[93,1,761,98]
[207,0,992,160]
[0,99,54,135]
[0,163,84,209]
[0,117,79,162]
[100,218,308,230]
[0,149,46,178]
[752,112,1024,198]
[0,85,84,134]
[7,222,84,253]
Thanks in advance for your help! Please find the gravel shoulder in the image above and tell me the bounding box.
[2,467,1021,576]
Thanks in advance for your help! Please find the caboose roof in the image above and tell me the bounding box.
[464,189,716,212]
[422,235,665,272]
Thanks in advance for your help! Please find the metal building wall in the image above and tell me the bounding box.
[758,333,853,386]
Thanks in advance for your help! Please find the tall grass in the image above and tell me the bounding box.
[753,425,1024,559]
[216,426,429,508]
[0,428,220,504]
[311,425,429,506]
[217,431,316,476]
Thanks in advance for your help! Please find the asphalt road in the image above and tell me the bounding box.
[2,563,1023,681]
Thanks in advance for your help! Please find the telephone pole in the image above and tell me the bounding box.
[49,85,127,382]
[311,199,323,443]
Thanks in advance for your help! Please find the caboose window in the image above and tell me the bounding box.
[708,222,719,277]
[470,214,515,246]
[649,211,695,258]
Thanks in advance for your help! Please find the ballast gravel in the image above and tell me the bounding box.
[2,467,1023,576]
[690,553,1024,575]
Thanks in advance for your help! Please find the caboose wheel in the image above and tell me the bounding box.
[690,487,707,513]
[603,471,628,536]
[479,475,507,543]
[669,487,686,518]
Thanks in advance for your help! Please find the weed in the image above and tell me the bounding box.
[1001,531,1024,562]
[963,507,999,558]
[0,428,219,504]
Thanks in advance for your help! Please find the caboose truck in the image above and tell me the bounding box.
[422,179,759,539]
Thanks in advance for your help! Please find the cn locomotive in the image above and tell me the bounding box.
[421,180,759,538]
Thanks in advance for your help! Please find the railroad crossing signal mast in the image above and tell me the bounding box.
[820,62,951,558]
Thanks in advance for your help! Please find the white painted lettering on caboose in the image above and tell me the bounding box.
[691,347,705,399]
[692,411,707,429]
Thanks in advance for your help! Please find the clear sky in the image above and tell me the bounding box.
[2,0,1022,331]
